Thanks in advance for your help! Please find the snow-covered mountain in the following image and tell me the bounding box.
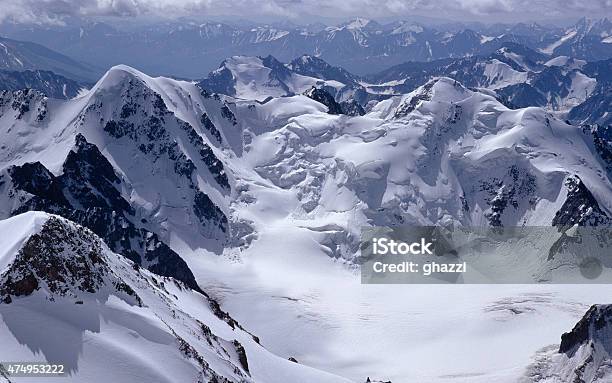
[365,45,610,125]
[197,49,611,129]
[0,212,351,383]
[522,304,612,382]
[568,59,612,127]
[494,57,610,117]
[539,17,612,61]
[1,61,611,382]
[287,55,359,85]
[2,62,610,265]
[1,60,610,271]
[234,75,610,238]
[367,43,545,92]
[198,55,350,102]
[0,65,235,289]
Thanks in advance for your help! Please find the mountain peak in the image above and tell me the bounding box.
[390,21,424,35]
[392,77,470,118]
[0,213,141,305]
[338,17,382,32]
[91,64,150,93]
[294,54,323,65]
[344,17,373,29]
[559,304,612,355]
[288,54,357,85]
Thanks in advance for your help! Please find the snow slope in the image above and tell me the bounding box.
[0,212,352,383]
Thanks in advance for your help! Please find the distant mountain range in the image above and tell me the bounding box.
[0,35,96,99]
[0,23,610,126]
[196,47,611,127]
[0,36,99,82]
[0,17,610,78]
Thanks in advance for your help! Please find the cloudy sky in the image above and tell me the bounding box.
[0,0,610,25]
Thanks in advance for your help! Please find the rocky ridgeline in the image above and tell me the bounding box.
[0,216,141,305]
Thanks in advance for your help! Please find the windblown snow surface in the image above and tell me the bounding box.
[0,64,611,383]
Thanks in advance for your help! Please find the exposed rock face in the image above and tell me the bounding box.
[303,86,366,116]
[75,69,232,243]
[200,112,223,144]
[553,176,610,228]
[522,305,612,383]
[194,191,228,232]
[478,165,537,227]
[559,305,612,383]
[289,55,358,85]
[497,83,548,109]
[583,125,612,176]
[232,340,250,374]
[178,116,230,191]
[198,63,236,96]
[0,216,141,305]
[559,305,612,355]
[62,134,133,214]
[339,99,366,116]
[304,87,344,115]
[100,79,230,192]
[0,88,47,121]
[393,79,435,118]
[220,103,237,125]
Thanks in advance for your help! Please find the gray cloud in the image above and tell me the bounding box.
[0,0,609,25]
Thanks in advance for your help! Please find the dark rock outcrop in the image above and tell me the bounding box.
[552,176,610,228]
[340,99,366,116]
[304,87,344,115]
[0,216,141,305]
[559,305,612,355]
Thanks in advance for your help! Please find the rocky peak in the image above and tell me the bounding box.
[340,99,366,116]
[288,55,357,85]
[552,176,610,228]
[261,54,292,79]
[0,215,141,305]
[560,305,612,355]
[393,80,436,118]
[304,86,344,115]
[341,18,381,32]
